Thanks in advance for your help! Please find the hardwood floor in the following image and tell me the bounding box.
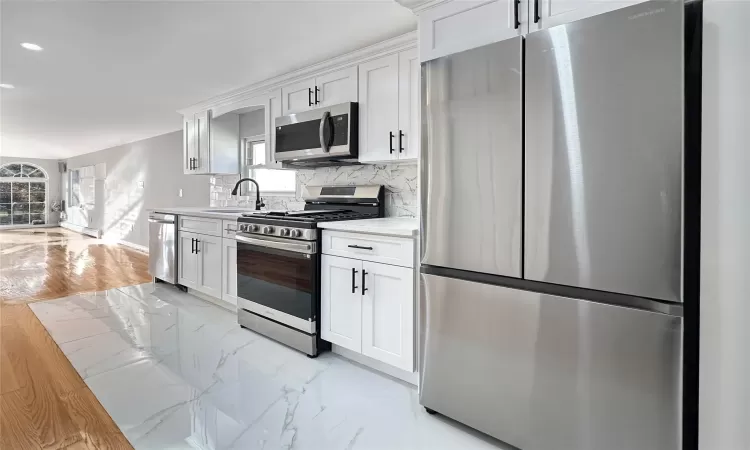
[0,228,151,304]
[0,227,148,449]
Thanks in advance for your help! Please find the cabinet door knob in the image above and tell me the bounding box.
[361,270,368,295]
[315,86,320,105]
[399,130,404,153]
[389,132,395,154]
[308,88,313,107]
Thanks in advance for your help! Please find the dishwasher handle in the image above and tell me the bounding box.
[148,219,175,224]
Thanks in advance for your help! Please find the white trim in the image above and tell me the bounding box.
[60,221,101,238]
[0,223,59,230]
[114,239,148,254]
[332,344,418,386]
[177,31,417,116]
[187,288,237,313]
[0,161,49,179]
[394,0,454,14]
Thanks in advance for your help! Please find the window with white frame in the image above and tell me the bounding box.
[242,139,296,196]
[0,163,48,226]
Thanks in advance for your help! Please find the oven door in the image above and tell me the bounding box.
[274,102,356,162]
[235,233,318,333]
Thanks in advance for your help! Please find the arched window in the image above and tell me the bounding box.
[0,163,48,226]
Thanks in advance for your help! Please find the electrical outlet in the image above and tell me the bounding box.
[178,189,183,198]
[138,181,144,188]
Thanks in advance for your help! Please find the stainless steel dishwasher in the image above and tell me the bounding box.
[148,212,178,284]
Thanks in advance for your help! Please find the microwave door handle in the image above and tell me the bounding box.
[319,111,331,153]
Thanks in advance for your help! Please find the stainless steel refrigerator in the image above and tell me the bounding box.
[419,2,702,449]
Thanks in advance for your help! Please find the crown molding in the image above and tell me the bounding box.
[394,0,453,14]
[177,30,417,116]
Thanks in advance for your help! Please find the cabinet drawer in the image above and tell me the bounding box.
[179,216,222,237]
[223,220,238,239]
[322,231,414,268]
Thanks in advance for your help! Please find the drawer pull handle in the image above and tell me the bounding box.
[348,245,373,250]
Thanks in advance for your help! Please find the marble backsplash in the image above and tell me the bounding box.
[210,163,418,217]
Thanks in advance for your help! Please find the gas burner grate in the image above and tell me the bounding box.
[247,210,378,223]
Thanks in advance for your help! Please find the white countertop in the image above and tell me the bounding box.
[318,217,419,237]
[148,207,266,220]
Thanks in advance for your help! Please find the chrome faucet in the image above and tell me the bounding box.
[231,178,265,210]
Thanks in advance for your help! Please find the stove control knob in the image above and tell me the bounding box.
[280,228,290,237]
[290,229,302,238]
[262,226,274,234]
[250,224,260,232]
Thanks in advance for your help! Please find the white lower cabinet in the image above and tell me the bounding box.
[360,261,414,371]
[321,255,363,351]
[178,229,223,299]
[321,241,415,372]
[195,234,223,299]
[221,238,237,306]
[178,231,200,288]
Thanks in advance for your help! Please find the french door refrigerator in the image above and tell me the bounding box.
[419,2,702,450]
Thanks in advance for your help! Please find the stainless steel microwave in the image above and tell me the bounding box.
[273,102,358,168]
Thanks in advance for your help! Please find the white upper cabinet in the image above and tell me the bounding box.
[183,115,198,174]
[315,67,358,108]
[358,54,399,163]
[196,110,211,174]
[358,49,419,163]
[282,77,316,115]
[281,67,358,115]
[398,49,420,161]
[266,89,283,168]
[418,0,524,62]
[183,109,240,175]
[529,0,647,32]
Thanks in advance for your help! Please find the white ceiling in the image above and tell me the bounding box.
[0,1,416,159]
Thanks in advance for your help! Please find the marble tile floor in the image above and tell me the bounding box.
[29,283,507,450]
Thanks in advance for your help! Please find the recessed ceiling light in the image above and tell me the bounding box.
[21,42,43,51]
[0,84,15,89]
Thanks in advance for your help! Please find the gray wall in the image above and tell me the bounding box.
[700,1,750,448]
[239,108,265,138]
[64,131,209,247]
[0,156,63,224]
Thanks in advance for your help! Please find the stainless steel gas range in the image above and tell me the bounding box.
[235,185,384,357]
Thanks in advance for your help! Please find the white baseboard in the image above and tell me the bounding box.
[187,289,237,313]
[0,223,60,230]
[332,344,418,386]
[60,221,101,238]
[115,239,148,254]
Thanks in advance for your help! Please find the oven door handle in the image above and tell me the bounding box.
[235,234,316,255]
